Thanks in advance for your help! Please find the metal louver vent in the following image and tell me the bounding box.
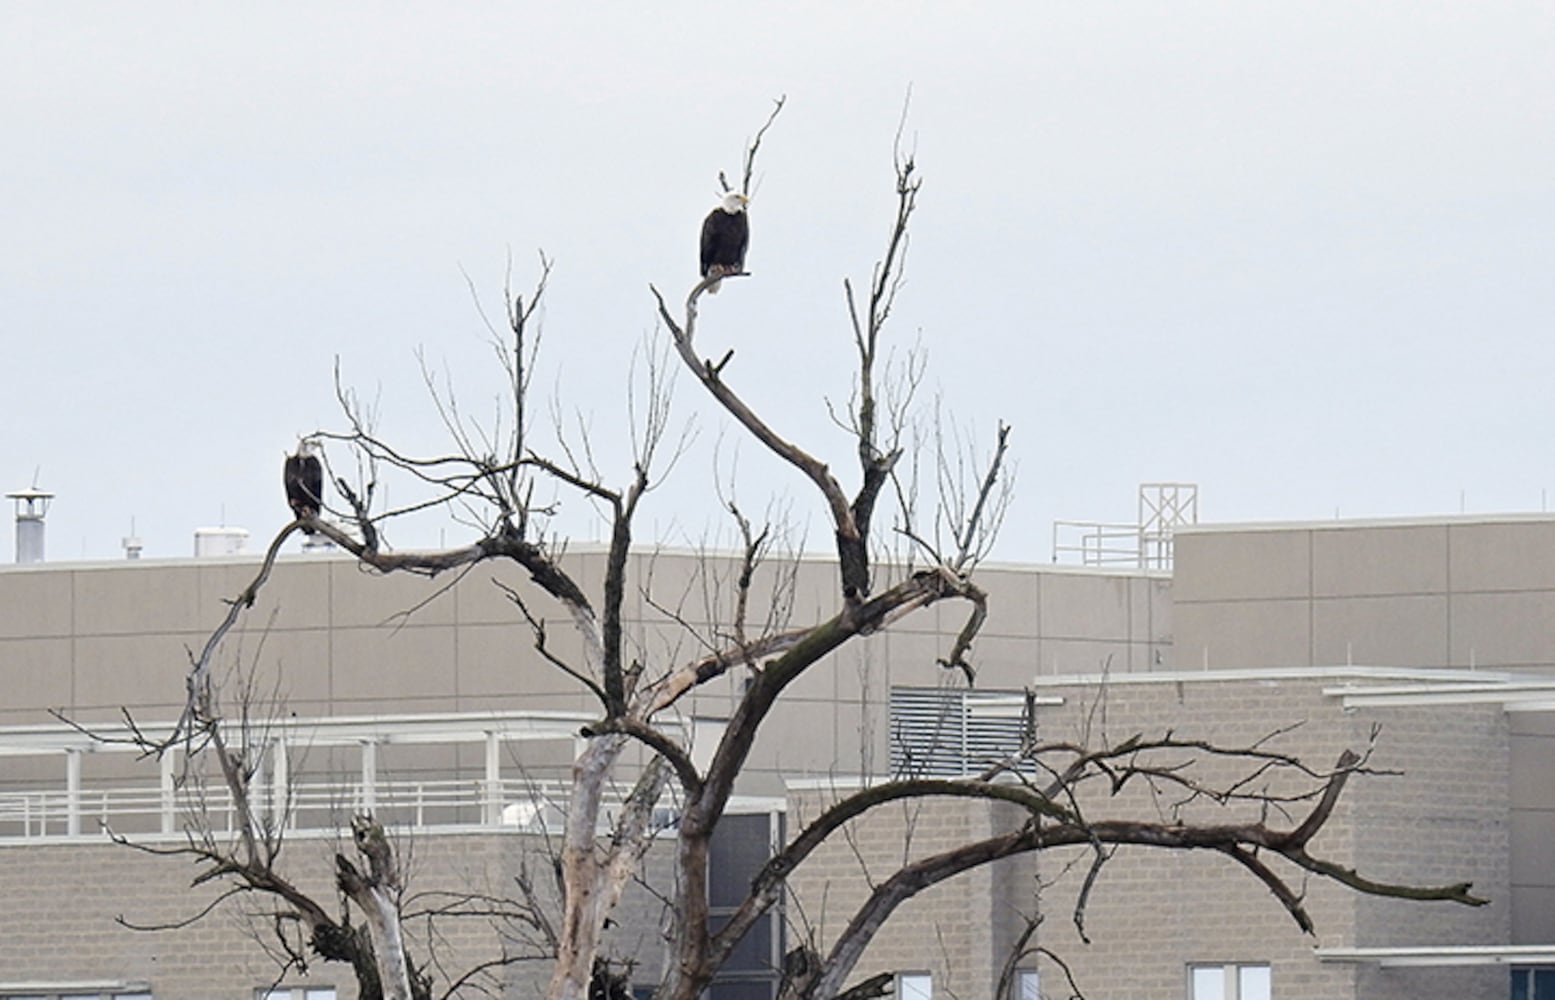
[888,687,1033,778]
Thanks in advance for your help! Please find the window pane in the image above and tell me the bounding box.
[709,911,774,973]
[899,973,932,1000]
[1015,969,1039,1000]
[1238,965,1271,1000]
[1190,966,1225,1000]
[1513,968,1531,1000]
[710,813,772,907]
[707,983,773,1000]
[1537,969,1555,999]
[304,991,338,1000]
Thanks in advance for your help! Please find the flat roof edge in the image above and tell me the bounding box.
[1027,665,1514,689]
[1178,512,1555,536]
[1316,944,1555,967]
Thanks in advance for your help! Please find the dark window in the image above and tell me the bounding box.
[707,983,777,1000]
[1512,967,1555,1000]
[708,811,784,1000]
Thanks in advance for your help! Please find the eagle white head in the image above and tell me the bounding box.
[295,438,318,458]
[719,191,750,214]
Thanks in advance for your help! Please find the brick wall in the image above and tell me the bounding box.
[0,829,674,1000]
[1025,673,1509,1000]
[780,673,1511,1000]
[785,786,998,998]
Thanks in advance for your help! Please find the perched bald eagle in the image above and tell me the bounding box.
[284,441,324,533]
[700,191,750,293]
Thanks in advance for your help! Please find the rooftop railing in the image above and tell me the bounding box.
[0,710,633,844]
[0,776,587,842]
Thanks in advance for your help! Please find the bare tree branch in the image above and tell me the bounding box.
[82,102,1485,1000]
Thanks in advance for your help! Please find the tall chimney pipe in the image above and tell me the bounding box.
[6,487,54,565]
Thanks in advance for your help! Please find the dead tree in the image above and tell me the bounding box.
[108,102,1484,1000]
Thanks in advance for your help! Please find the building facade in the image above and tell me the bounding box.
[1,514,1552,998]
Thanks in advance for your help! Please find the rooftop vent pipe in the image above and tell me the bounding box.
[6,487,54,565]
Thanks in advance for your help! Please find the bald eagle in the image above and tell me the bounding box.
[700,191,749,293]
[284,441,323,533]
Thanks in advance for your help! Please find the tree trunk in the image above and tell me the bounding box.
[357,885,415,1000]
[336,815,417,1000]
[548,734,627,1000]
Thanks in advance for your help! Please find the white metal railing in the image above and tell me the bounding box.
[0,711,699,844]
[0,776,594,842]
[0,710,623,843]
[1051,483,1197,570]
[1051,520,1148,566]
[1050,520,1177,569]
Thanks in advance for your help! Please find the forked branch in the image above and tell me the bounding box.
[803,746,1484,998]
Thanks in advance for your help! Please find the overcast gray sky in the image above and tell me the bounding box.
[3,3,1553,565]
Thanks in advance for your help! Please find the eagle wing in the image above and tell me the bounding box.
[700,209,722,277]
[284,454,323,517]
[700,208,749,277]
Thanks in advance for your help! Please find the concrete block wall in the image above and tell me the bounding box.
[776,666,1502,1000]
[1511,709,1555,944]
[1172,514,1555,951]
[0,546,1179,998]
[1027,676,1364,999]
[0,837,350,1000]
[3,518,1545,997]
[0,829,674,1000]
[0,550,1166,796]
[1020,672,1509,1000]
[1346,701,1509,951]
[1173,515,1555,674]
[784,785,1004,1000]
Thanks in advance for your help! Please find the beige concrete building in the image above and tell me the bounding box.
[1,513,1552,999]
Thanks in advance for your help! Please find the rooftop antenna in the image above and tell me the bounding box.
[122,516,143,560]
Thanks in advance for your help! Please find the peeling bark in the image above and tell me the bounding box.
[335,815,419,1000]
